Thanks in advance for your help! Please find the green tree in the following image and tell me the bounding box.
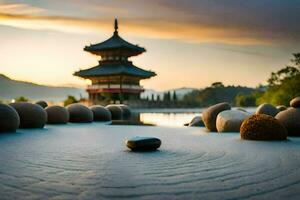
[64,95,78,106]
[157,94,161,101]
[211,82,224,88]
[173,91,178,101]
[15,96,28,102]
[258,53,300,106]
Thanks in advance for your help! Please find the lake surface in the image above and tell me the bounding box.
[137,107,256,127]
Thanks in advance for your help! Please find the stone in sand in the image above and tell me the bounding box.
[276,105,287,112]
[106,105,123,120]
[90,105,112,121]
[10,102,47,128]
[67,103,93,123]
[216,110,250,133]
[188,116,205,127]
[126,136,161,151]
[0,103,20,132]
[275,107,300,136]
[240,114,287,140]
[255,103,279,117]
[290,97,300,108]
[118,104,131,119]
[202,102,231,131]
[35,100,48,108]
[45,105,69,124]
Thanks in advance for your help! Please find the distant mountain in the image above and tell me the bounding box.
[0,74,87,102]
[141,87,198,100]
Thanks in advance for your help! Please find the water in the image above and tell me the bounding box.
[140,112,199,127]
[137,107,256,127]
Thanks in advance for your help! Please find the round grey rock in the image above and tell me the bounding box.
[256,103,279,117]
[0,103,20,132]
[126,136,161,151]
[106,105,123,120]
[118,104,131,120]
[276,105,287,112]
[275,107,300,136]
[216,110,250,133]
[45,105,69,124]
[202,102,231,131]
[290,97,300,108]
[35,100,48,108]
[188,116,205,127]
[9,102,47,128]
[67,103,93,123]
[90,105,112,121]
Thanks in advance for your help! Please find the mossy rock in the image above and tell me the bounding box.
[240,114,287,140]
[0,103,20,132]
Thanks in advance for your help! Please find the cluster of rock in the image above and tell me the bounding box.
[198,97,300,140]
[0,101,132,132]
[276,97,300,136]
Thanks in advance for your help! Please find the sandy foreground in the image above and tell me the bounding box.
[0,123,299,200]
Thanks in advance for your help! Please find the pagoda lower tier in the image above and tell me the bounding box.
[87,84,144,94]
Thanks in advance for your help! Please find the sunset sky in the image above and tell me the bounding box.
[0,0,299,90]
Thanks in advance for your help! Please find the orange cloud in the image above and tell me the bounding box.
[0,1,298,45]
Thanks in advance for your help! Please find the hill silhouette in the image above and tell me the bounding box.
[0,74,87,102]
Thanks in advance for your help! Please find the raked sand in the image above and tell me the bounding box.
[0,123,299,199]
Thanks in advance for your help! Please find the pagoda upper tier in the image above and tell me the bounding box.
[84,19,145,57]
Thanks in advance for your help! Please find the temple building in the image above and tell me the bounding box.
[74,19,156,105]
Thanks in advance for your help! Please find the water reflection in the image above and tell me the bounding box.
[137,107,256,127]
[140,113,199,127]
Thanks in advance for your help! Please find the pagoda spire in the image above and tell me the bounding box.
[114,18,118,35]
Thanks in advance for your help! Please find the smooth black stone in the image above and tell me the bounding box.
[45,105,69,124]
[118,105,131,119]
[67,103,93,123]
[106,105,123,120]
[126,136,161,151]
[35,100,48,108]
[9,102,47,128]
[90,105,111,121]
[0,103,20,132]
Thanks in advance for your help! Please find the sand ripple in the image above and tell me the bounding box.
[0,124,299,199]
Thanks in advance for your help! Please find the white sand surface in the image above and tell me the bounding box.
[0,123,299,199]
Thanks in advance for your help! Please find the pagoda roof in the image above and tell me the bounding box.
[74,62,156,79]
[84,19,145,56]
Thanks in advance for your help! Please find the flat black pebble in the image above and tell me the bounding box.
[126,136,161,151]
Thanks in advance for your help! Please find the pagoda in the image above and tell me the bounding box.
[74,19,156,105]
